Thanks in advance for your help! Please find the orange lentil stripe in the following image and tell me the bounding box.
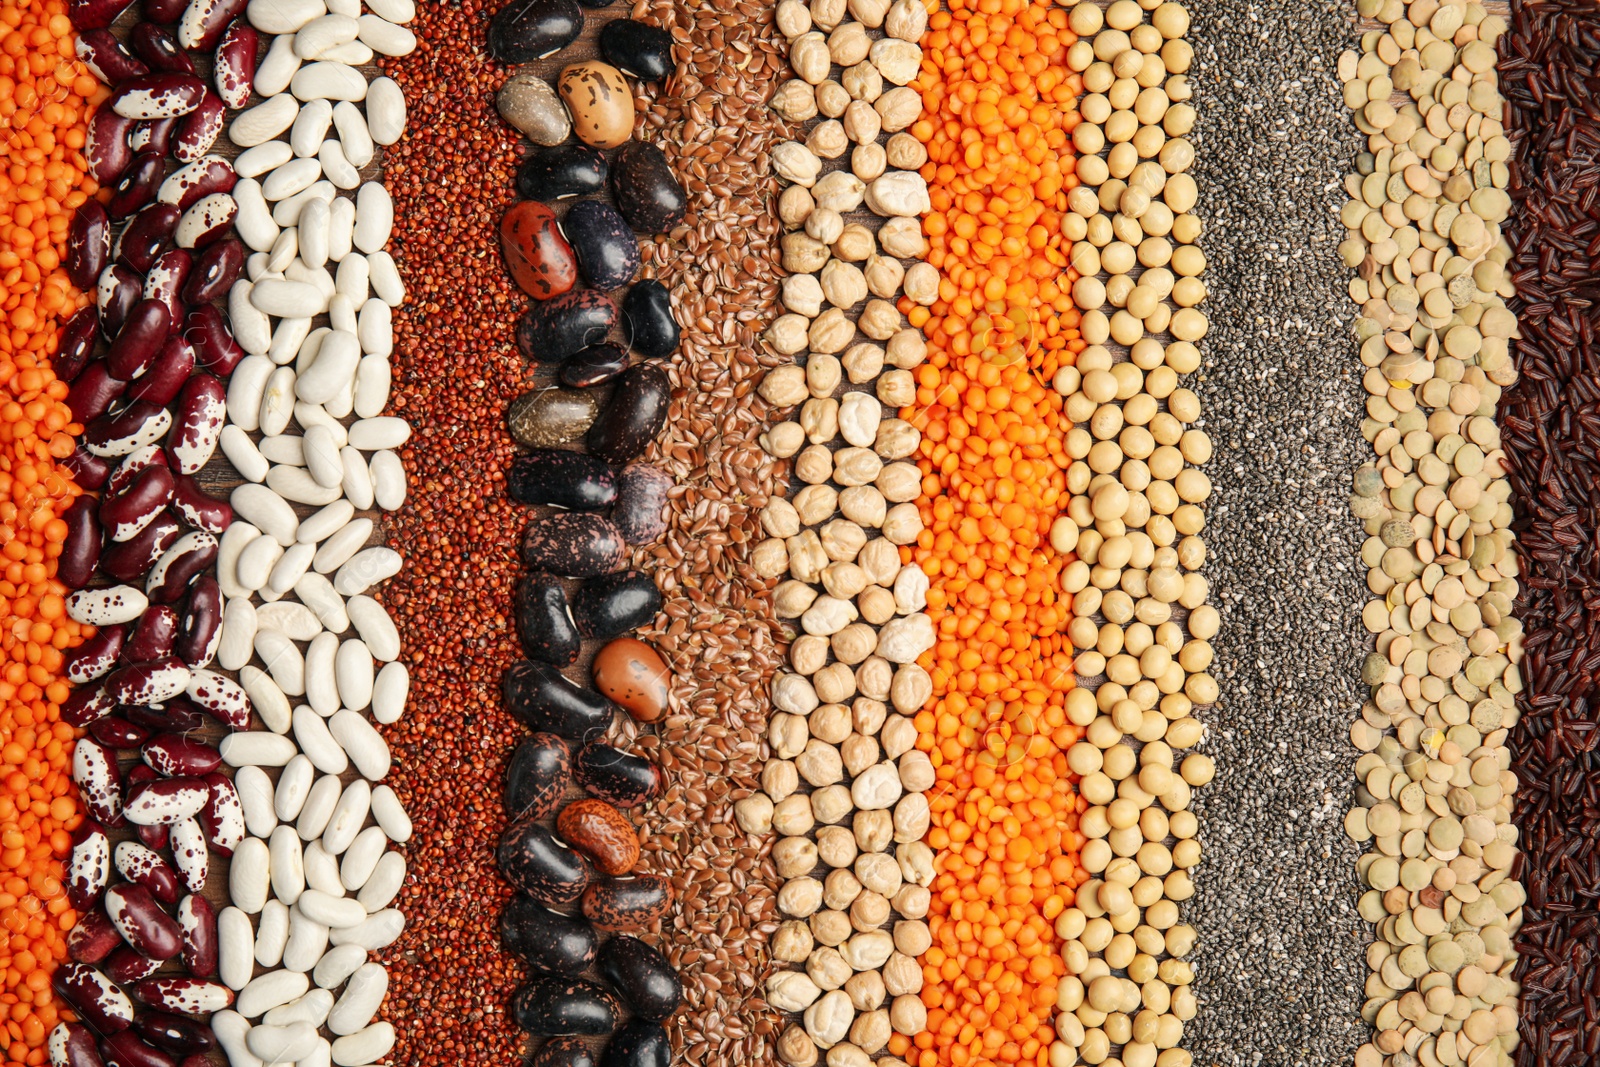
[885,3,1088,1067]
[0,1,99,1063]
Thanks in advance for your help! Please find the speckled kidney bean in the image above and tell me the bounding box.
[91,715,149,750]
[101,516,181,583]
[117,203,181,274]
[158,156,236,210]
[136,1010,216,1057]
[69,0,136,30]
[184,304,245,374]
[65,823,110,913]
[182,238,242,303]
[142,249,190,322]
[87,108,136,185]
[105,883,184,961]
[130,116,178,157]
[111,73,206,120]
[176,576,222,668]
[130,23,195,74]
[61,687,114,730]
[72,737,124,826]
[106,443,168,496]
[169,474,232,534]
[62,445,112,491]
[105,944,162,986]
[59,494,103,589]
[180,0,248,49]
[98,264,142,335]
[100,464,176,542]
[123,776,209,826]
[67,201,111,290]
[75,29,148,83]
[109,152,165,219]
[126,697,207,735]
[121,604,178,664]
[105,657,191,707]
[174,90,225,161]
[114,841,181,905]
[126,336,196,408]
[147,531,219,603]
[143,735,223,778]
[65,625,126,683]
[212,19,257,107]
[54,305,99,383]
[52,963,134,1034]
[107,299,172,380]
[101,1027,176,1067]
[177,894,217,978]
[87,401,172,458]
[168,373,226,475]
[66,909,119,963]
[571,743,661,810]
[131,977,234,1016]
[185,669,250,729]
[199,772,244,855]
[175,191,235,246]
[497,818,591,907]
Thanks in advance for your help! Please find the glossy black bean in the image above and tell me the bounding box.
[499,893,596,977]
[487,0,582,62]
[515,574,582,667]
[560,343,629,388]
[561,201,640,291]
[516,143,607,202]
[585,363,670,464]
[506,449,617,510]
[571,744,661,810]
[511,977,618,1036]
[612,463,672,545]
[521,512,628,577]
[619,280,678,359]
[570,571,661,639]
[596,936,681,1020]
[505,733,572,821]
[600,1021,672,1067]
[599,20,673,81]
[517,289,616,364]
[609,142,686,234]
[497,818,591,908]
[530,1036,596,1067]
[503,660,615,742]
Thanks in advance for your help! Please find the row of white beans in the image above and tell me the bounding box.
[206,3,412,1066]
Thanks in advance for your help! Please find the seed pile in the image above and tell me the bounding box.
[754,1,941,1064]
[1047,4,1215,1067]
[1336,2,1528,1066]
[0,0,96,1056]
[1495,2,1600,1063]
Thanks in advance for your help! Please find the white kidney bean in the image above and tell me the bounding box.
[232,93,299,147]
[348,416,409,451]
[288,258,337,301]
[294,704,349,772]
[338,826,387,892]
[258,366,297,436]
[268,316,313,365]
[352,183,392,252]
[257,434,305,467]
[264,158,324,205]
[303,634,341,718]
[239,665,293,733]
[231,280,274,355]
[230,837,272,914]
[327,910,402,951]
[294,425,339,490]
[320,777,371,856]
[217,522,263,601]
[256,899,291,966]
[264,988,333,1028]
[331,1022,394,1067]
[329,710,390,780]
[282,910,332,974]
[256,601,322,640]
[221,425,270,483]
[253,31,302,96]
[295,328,359,404]
[273,180,335,227]
[335,638,374,711]
[340,445,374,509]
[299,197,332,268]
[218,598,258,671]
[233,483,301,546]
[356,850,404,911]
[312,517,373,574]
[303,838,344,898]
[353,358,389,420]
[295,572,350,632]
[296,774,342,840]
[292,61,367,102]
[233,179,280,252]
[328,962,388,1036]
[269,542,317,594]
[268,464,345,506]
[321,39,373,64]
[320,138,361,189]
[370,662,408,727]
[369,450,405,512]
[297,889,366,929]
[333,546,400,596]
[331,100,373,167]
[324,378,356,424]
[218,909,256,991]
[211,1011,261,1067]
[226,355,272,436]
[367,0,413,22]
[345,597,398,662]
[358,14,415,55]
[273,755,314,824]
[245,252,273,280]
[355,298,390,358]
[292,403,348,448]
[248,0,325,32]
[238,968,310,1019]
[235,140,294,179]
[364,77,405,145]
[335,253,369,303]
[235,765,278,838]
[235,533,282,593]
[313,944,367,991]
[327,196,356,261]
[248,1022,320,1064]
[220,731,297,767]
[269,823,307,905]
[294,13,358,58]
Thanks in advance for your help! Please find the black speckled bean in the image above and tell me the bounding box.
[499,894,597,977]
[569,570,661,640]
[515,573,582,667]
[498,818,591,908]
[506,449,617,510]
[520,512,628,577]
[503,660,614,742]
[510,976,619,1036]
[505,732,572,821]
[585,363,670,465]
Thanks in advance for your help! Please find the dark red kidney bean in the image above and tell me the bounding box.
[105,882,183,961]
[168,374,224,475]
[89,716,149,750]
[54,963,134,1034]
[175,576,221,668]
[104,947,164,987]
[128,116,178,158]
[181,238,241,303]
[108,152,165,220]
[142,249,191,323]
[86,401,172,460]
[144,0,186,20]
[62,687,114,729]
[147,532,218,604]
[87,108,135,186]
[212,20,256,108]
[110,74,206,120]
[67,201,112,290]
[65,821,111,913]
[98,264,142,336]
[72,737,124,827]
[67,363,128,424]
[49,1021,106,1067]
[107,300,172,380]
[102,465,176,544]
[59,494,104,589]
[115,841,181,904]
[76,29,148,82]
[116,204,180,274]
[62,444,112,491]
[125,697,206,734]
[183,305,243,375]
[129,23,195,74]
[101,1030,179,1067]
[159,157,235,211]
[105,656,191,708]
[106,443,167,497]
[68,908,120,964]
[101,515,181,583]
[136,1009,214,1056]
[143,735,222,778]
[65,625,127,684]
[181,0,248,50]
[136,822,170,851]
[69,0,137,28]
[169,474,231,534]
[122,605,179,665]
[173,92,224,162]
[55,305,100,384]
[125,336,194,408]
